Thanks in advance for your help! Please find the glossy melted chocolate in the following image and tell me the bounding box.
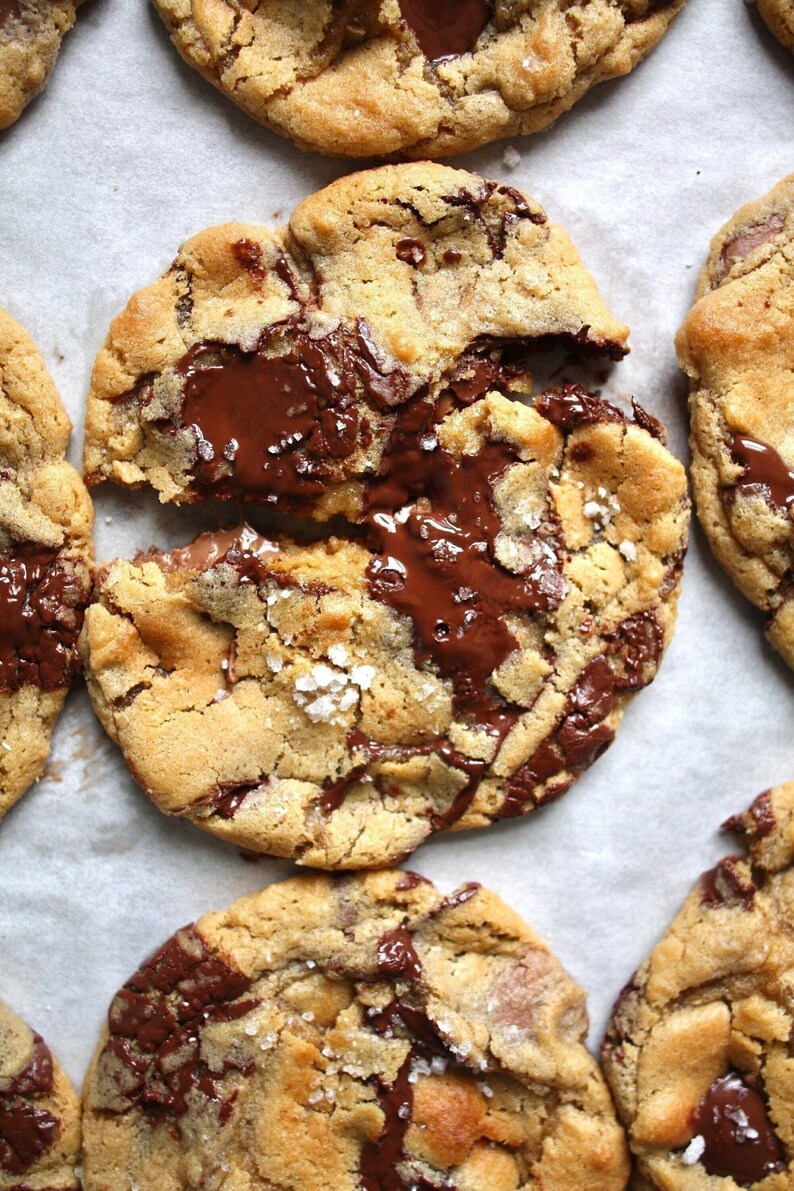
[398,0,491,62]
[730,434,794,511]
[692,1071,785,1184]
[99,926,257,1123]
[0,1033,58,1176]
[361,930,461,1191]
[0,546,85,693]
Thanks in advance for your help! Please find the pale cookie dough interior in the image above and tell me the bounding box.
[0,998,81,1190]
[82,390,689,869]
[151,0,687,158]
[0,307,93,821]
[677,174,794,670]
[82,870,630,1190]
[603,781,794,1190]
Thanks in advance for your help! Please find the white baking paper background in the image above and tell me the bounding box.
[0,0,792,1096]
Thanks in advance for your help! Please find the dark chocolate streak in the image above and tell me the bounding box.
[98,926,257,1123]
[361,1000,459,1186]
[723,789,776,841]
[0,546,86,693]
[729,434,794,511]
[398,0,491,62]
[700,857,757,911]
[0,1033,58,1176]
[692,1071,785,1184]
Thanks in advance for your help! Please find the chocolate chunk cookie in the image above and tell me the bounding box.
[676,176,794,669]
[0,998,81,1189]
[602,782,794,1189]
[150,0,687,158]
[82,871,630,1189]
[0,309,92,821]
[0,0,82,129]
[758,0,794,50]
[81,166,688,869]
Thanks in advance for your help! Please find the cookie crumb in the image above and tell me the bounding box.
[503,145,522,169]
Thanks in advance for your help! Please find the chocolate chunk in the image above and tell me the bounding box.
[395,238,427,267]
[700,858,757,911]
[500,657,616,817]
[367,436,566,709]
[607,612,664,691]
[98,926,256,1120]
[157,524,279,573]
[0,547,86,693]
[433,883,480,915]
[631,398,665,441]
[535,384,626,431]
[398,0,491,62]
[724,789,776,841]
[178,337,361,509]
[718,214,785,282]
[729,434,794,511]
[0,1035,54,1098]
[377,927,423,982]
[230,238,268,285]
[691,1071,785,1184]
[0,1103,59,1175]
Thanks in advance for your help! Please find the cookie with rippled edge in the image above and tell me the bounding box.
[0,309,92,822]
[0,0,82,129]
[150,0,686,159]
[0,998,81,1189]
[82,871,630,1189]
[677,175,794,670]
[602,782,794,1189]
[81,165,688,870]
[758,0,794,50]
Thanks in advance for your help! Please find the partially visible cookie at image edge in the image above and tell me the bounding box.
[150,0,687,159]
[80,165,689,869]
[82,870,630,1189]
[0,308,93,822]
[0,997,81,1190]
[676,174,794,669]
[602,781,794,1189]
[758,0,794,50]
[0,0,82,130]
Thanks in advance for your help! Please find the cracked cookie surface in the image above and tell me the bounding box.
[150,0,687,158]
[602,781,794,1189]
[0,997,81,1190]
[0,0,81,129]
[758,0,794,50]
[676,175,794,670]
[82,870,630,1190]
[81,164,689,869]
[0,308,92,821]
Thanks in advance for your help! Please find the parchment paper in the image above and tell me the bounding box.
[0,0,792,1096]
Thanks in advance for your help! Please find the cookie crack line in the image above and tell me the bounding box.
[80,164,688,868]
[81,872,630,1188]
